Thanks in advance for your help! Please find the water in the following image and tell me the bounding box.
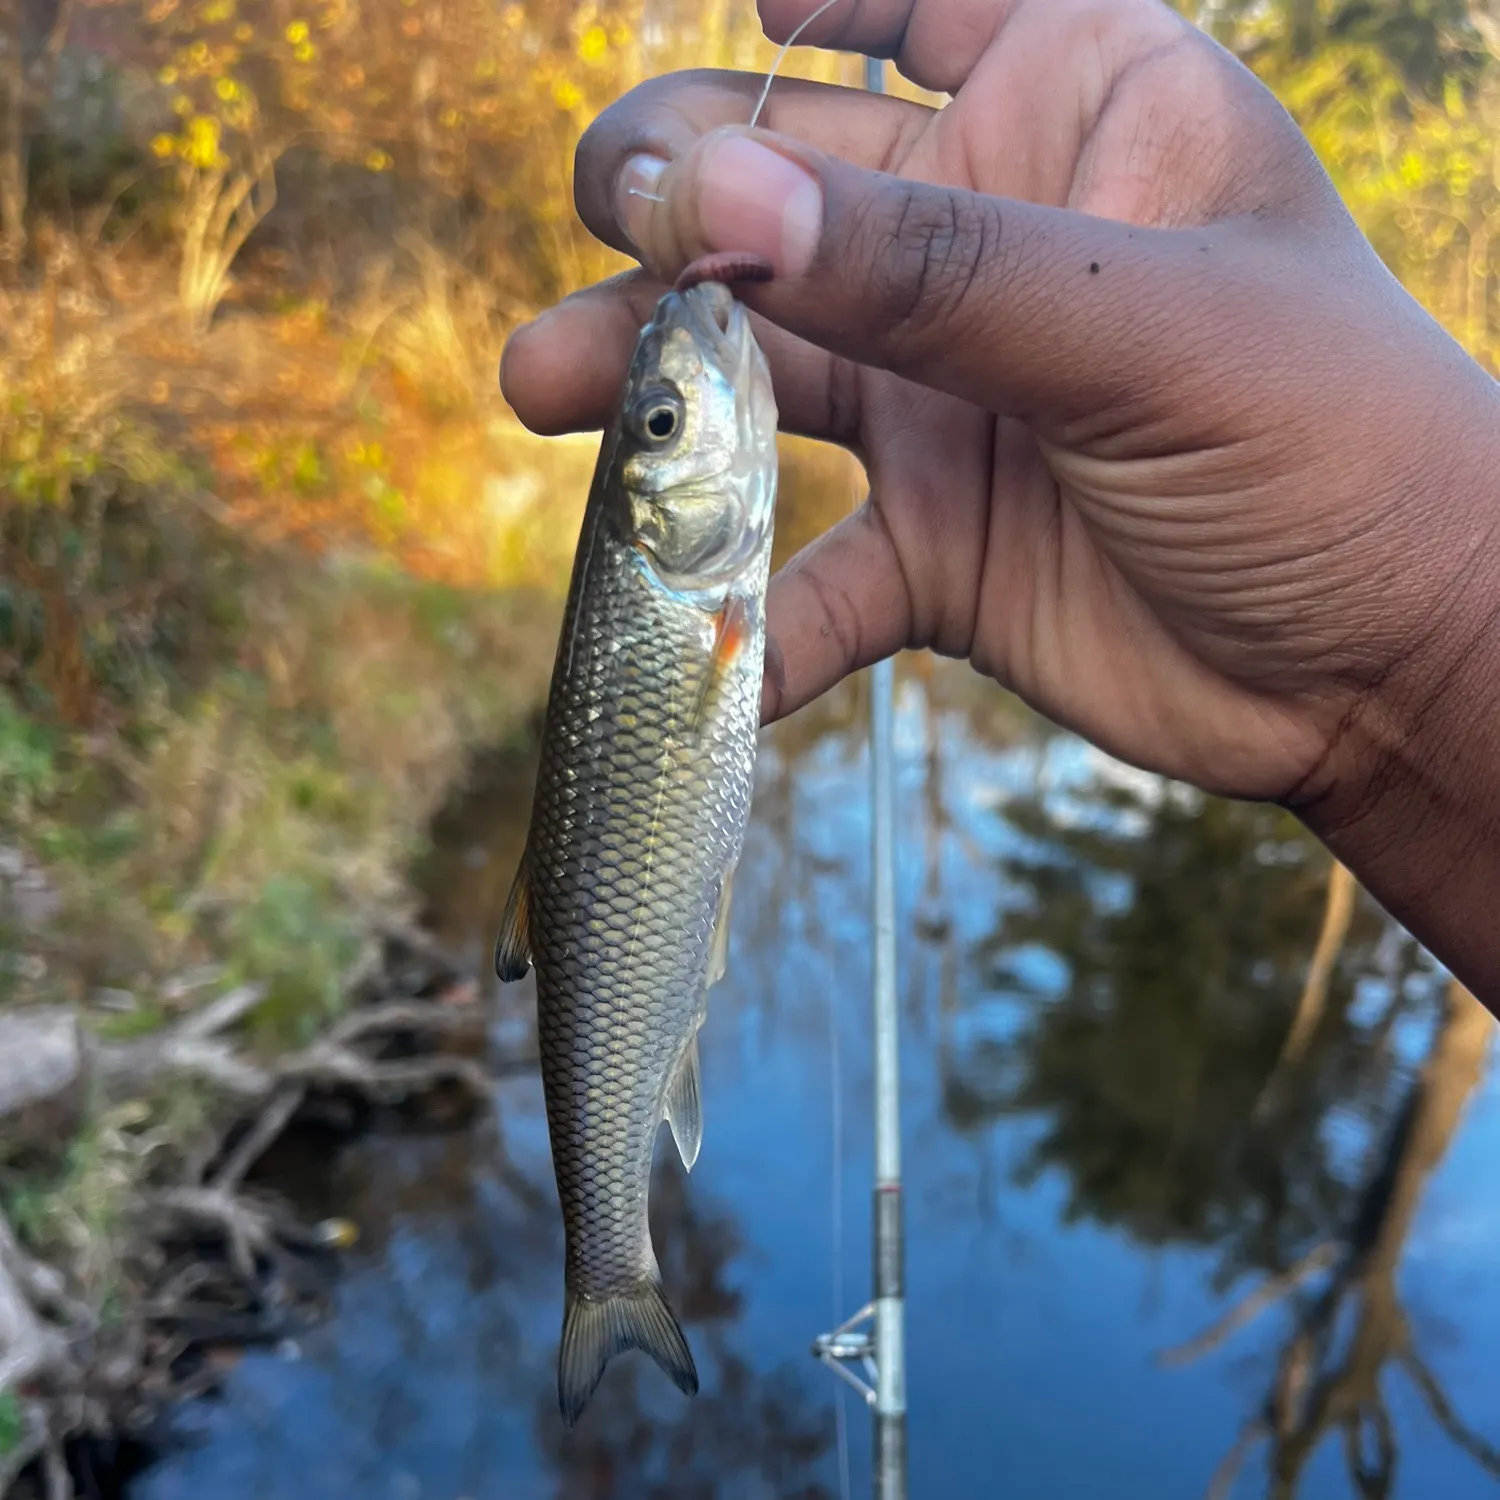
[130,657,1500,1500]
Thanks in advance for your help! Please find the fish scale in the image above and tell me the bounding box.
[493,279,778,1426]
[531,533,764,1299]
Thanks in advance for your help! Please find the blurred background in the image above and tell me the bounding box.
[0,1,1497,1497]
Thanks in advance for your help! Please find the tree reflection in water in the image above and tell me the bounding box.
[933,704,1498,1498]
[1164,979,1500,1500]
[535,1160,836,1500]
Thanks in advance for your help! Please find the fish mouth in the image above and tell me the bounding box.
[656,281,752,372]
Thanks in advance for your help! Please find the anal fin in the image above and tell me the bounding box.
[664,1035,703,1171]
[558,1281,698,1426]
[494,862,533,982]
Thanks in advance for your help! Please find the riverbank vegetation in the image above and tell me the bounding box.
[0,0,1496,1493]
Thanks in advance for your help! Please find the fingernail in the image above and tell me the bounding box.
[616,153,667,252]
[696,132,823,278]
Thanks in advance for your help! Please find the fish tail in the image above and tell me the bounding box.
[557,1280,699,1425]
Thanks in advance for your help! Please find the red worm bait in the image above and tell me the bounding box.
[675,253,775,292]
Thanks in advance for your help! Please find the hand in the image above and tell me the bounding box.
[502,0,1500,995]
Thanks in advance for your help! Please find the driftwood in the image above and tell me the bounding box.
[0,922,512,1500]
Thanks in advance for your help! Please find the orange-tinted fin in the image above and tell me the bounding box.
[494,862,532,982]
[689,596,753,737]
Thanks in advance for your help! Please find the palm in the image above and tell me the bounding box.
[777,2,1337,798]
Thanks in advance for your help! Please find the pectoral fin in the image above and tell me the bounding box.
[494,863,532,982]
[689,595,753,738]
[664,1035,703,1171]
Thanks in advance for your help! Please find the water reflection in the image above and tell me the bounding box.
[132,656,1500,1500]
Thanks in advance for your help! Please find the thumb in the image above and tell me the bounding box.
[608,125,1236,427]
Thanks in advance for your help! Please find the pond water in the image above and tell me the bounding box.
[129,653,1500,1500]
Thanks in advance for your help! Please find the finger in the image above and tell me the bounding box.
[500,270,861,450]
[757,0,1014,94]
[761,380,994,724]
[619,122,1242,432]
[760,501,914,725]
[573,69,933,264]
[758,0,1185,98]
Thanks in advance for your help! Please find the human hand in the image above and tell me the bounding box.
[502,0,1500,993]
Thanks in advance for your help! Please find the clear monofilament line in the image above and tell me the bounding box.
[748,0,851,129]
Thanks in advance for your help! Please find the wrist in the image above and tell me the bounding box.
[1289,376,1500,1005]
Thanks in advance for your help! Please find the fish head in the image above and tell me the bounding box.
[615,281,778,592]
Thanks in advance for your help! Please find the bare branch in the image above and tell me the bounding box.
[0,1209,89,1331]
[366,909,467,978]
[210,1083,307,1192]
[97,1033,273,1101]
[0,1207,75,1394]
[175,981,271,1040]
[1158,1244,1340,1367]
[1205,1417,1267,1500]
[1254,861,1357,1118]
[1402,1349,1500,1476]
[146,1188,280,1283]
[325,999,483,1048]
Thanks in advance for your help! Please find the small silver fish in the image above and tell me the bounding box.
[495,276,778,1425]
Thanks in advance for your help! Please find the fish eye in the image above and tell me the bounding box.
[630,388,685,448]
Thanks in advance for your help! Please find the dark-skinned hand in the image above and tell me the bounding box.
[501,0,1500,1003]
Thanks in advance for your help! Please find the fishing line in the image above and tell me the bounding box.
[628,0,850,212]
[749,0,852,129]
[829,898,852,1500]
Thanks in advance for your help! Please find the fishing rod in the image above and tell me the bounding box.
[809,54,909,1500]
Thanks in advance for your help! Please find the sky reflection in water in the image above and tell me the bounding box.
[133,660,1500,1500]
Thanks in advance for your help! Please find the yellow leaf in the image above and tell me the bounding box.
[285,18,310,43]
[578,25,607,63]
[150,133,177,158]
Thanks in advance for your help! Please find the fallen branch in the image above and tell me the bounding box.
[1158,1243,1340,1367]
[146,1188,289,1284]
[0,914,504,1494]
[0,1207,81,1395]
[174,982,270,1040]
[210,1084,306,1192]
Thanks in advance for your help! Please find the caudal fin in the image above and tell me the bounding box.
[558,1282,698,1425]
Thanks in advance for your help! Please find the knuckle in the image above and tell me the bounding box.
[866,184,1001,348]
